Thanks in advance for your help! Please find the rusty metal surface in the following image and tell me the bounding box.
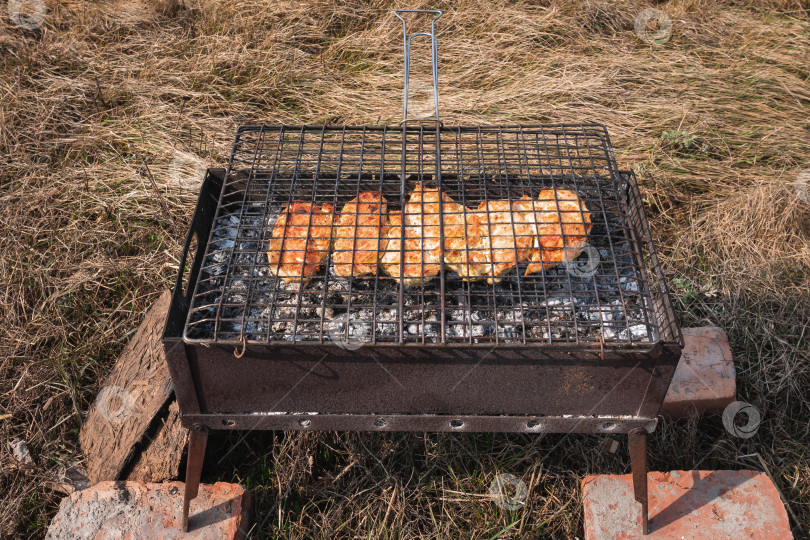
[166,338,680,418]
[629,429,649,535]
[181,412,658,434]
[163,166,682,436]
[182,424,208,533]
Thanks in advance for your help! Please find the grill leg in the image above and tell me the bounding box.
[628,429,649,535]
[182,423,209,533]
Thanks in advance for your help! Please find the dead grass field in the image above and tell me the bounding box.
[1,0,809,537]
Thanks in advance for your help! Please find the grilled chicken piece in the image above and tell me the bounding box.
[443,203,490,281]
[511,195,550,272]
[267,201,335,283]
[521,189,592,275]
[332,192,389,277]
[379,212,427,286]
[476,199,537,284]
[380,183,453,286]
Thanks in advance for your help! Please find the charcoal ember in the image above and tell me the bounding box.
[497,307,528,324]
[264,210,280,229]
[404,306,438,323]
[620,324,649,340]
[327,313,372,345]
[610,300,626,320]
[620,276,640,292]
[496,324,522,342]
[187,191,654,345]
[581,304,625,325]
[584,309,613,322]
[211,249,231,264]
[540,297,580,308]
[203,251,229,274]
[601,327,618,340]
[376,309,397,322]
[375,309,398,338]
[225,293,246,304]
[271,320,287,333]
[324,292,346,306]
[376,326,396,338]
[316,306,335,319]
[255,263,270,277]
[527,325,551,340]
[216,215,239,237]
[238,225,261,240]
[244,321,263,337]
[187,321,214,339]
[229,279,247,291]
[446,324,487,340]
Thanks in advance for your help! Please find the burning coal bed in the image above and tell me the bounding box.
[185,202,654,346]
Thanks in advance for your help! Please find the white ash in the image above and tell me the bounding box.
[601,327,618,340]
[316,306,335,319]
[620,277,639,292]
[620,324,651,340]
[185,210,655,345]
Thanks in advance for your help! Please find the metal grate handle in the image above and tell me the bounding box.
[393,9,443,125]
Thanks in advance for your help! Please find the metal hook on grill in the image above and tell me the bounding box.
[393,9,443,126]
[234,338,246,358]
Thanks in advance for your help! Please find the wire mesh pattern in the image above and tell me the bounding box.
[183,124,679,349]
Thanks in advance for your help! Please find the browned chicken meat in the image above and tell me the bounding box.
[267,201,335,283]
[450,188,591,283]
[475,199,537,284]
[380,183,454,286]
[331,192,389,277]
[442,203,490,281]
[267,187,591,286]
[519,189,592,275]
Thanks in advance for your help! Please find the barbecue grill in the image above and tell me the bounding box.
[162,10,682,534]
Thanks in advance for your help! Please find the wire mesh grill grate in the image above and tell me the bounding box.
[183,124,679,349]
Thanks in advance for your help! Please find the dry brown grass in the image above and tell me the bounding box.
[1,0,809,537]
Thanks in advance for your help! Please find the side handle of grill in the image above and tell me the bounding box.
[164,168,225,339]
[394,9,443,125]
[621,169,683,349]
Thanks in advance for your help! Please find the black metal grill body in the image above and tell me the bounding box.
[164,124,683,534]
[163,124,682,435]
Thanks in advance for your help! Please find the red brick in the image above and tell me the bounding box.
[46,481,251,540]
[662,327,736,418]
[582,470,793,539]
